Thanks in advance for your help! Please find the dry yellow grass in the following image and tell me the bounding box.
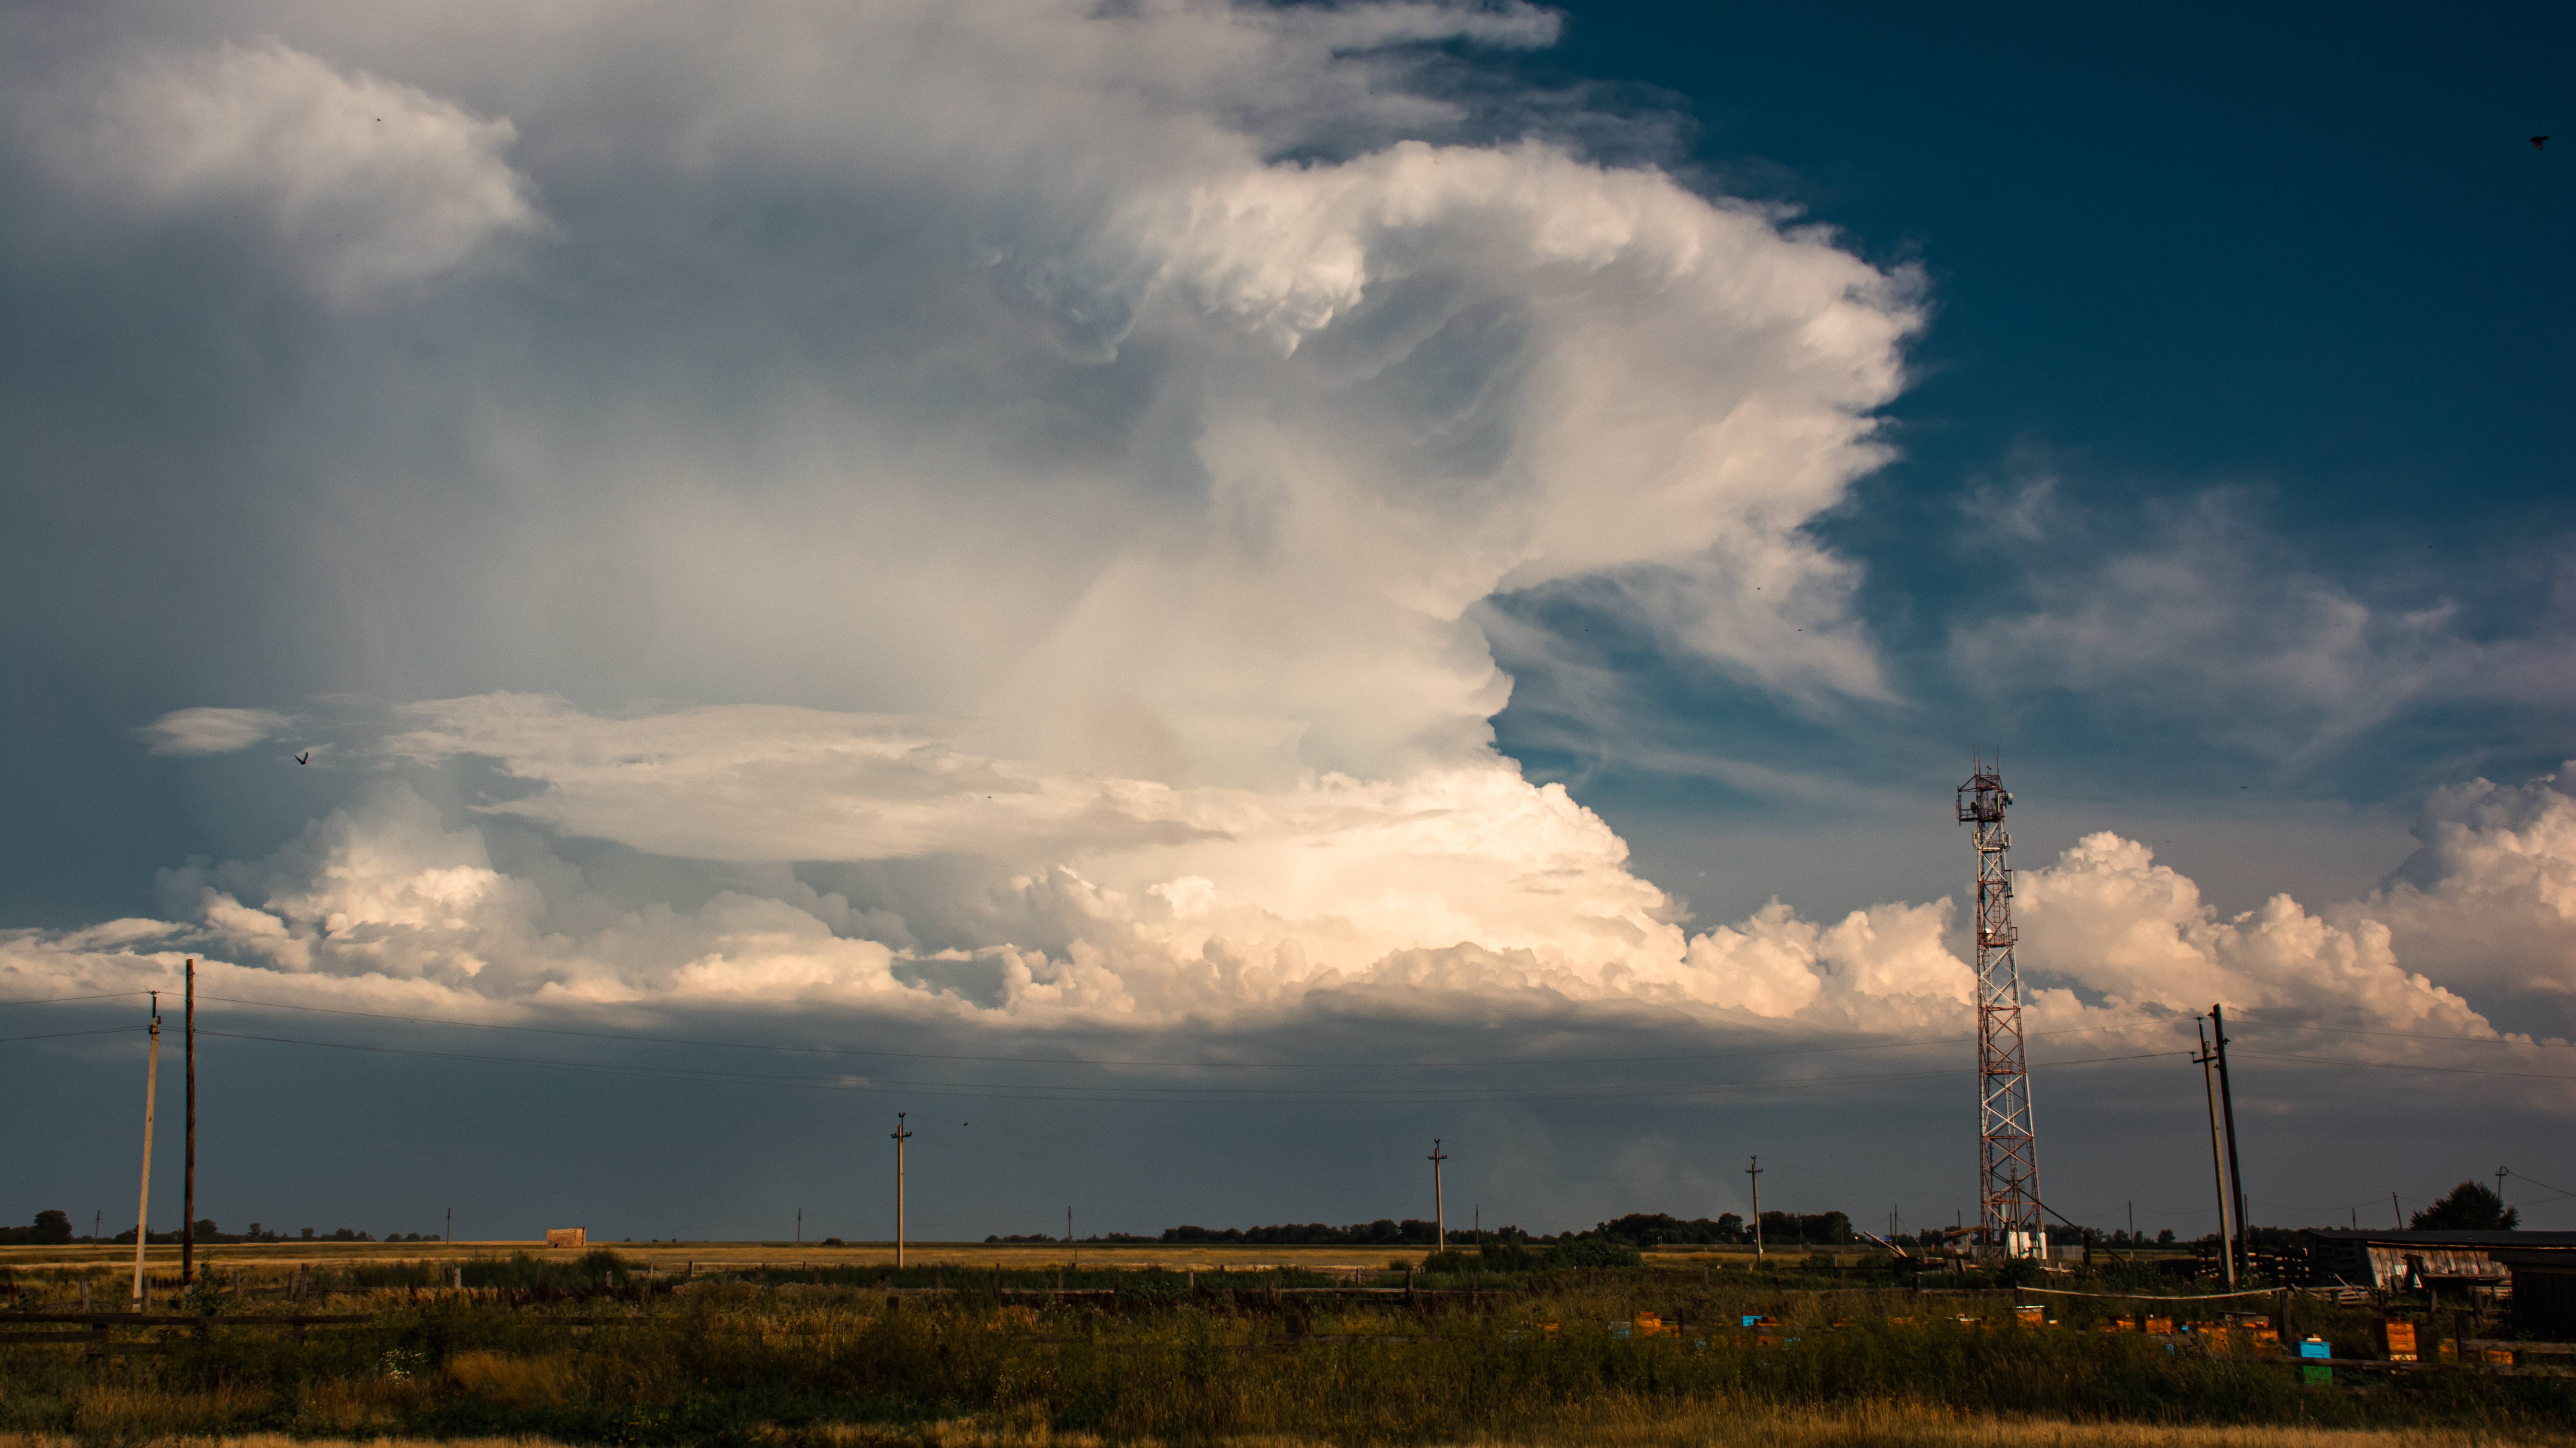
[0,1240,1478,1275]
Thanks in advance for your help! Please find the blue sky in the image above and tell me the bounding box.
[4,0,2572,1245]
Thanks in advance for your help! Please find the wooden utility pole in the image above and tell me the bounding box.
[446,1207,452,1243]
[1747,1156,1764,1258]
[2194,1018,2236,1287]
[2209,1004,2249,1276]
[133,993,162,1307]
[891,1113,913,1269]
[183,959,196,1287]
[1065,1206,1072,1244]
[1428,1140,1448,1252]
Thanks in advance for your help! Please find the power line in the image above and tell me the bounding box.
[0,992,155,1008]
[194,1026,2185,1107]
[2230,1049,2576,1083]
[0,1025,150,1044]
[2234,1016,2574,1049]
[189,990,2183,1072]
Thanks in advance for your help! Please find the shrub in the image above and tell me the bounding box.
[1552,1234,1643,1268]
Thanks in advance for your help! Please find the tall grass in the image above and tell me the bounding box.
[2,1267,2567,1445]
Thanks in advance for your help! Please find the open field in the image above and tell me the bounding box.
[0,1409,2565,1448]
[3,1250,2570,1446]
[7,1243,1585,1276]
[0,1242,1943,1276]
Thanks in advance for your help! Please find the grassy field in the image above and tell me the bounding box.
[0,1240,2089,1276]
[2,1248,2563,1446]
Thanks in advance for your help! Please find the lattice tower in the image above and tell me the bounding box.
[1958,759,2045,1257]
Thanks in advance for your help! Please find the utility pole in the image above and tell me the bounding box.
[890,1113,912,1269]
[133,993,162,1307]
[2193,1019,2236,1288]
[1428,1140,1448,1252]
[1959,760,2044,1258]
[183,959,196,1288]
[2392,1192,2402,1229]
[2209,1004,2249,1276]
[796,1208,802,1246]
[1066,1206,1072,1244]
[1747,1156,1764,1258]
[446,1207,452,1244]
[2498,1166,2510,1212]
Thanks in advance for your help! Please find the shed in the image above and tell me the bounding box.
[546,1227,587,1249]
[2493,1249,2576,1339]
[2299,1229,2576,1292]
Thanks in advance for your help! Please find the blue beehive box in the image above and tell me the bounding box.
[2299,1336,2332,1385]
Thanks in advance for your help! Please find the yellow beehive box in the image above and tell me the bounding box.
[2381,1321,2418,1362]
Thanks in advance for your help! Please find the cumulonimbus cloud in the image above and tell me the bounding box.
[4,3,2566,1107]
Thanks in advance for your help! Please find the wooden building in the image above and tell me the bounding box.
[2300,1229,2576,1293]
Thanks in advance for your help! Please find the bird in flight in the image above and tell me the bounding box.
[295,751,310,766]
[2535,136,2550,150]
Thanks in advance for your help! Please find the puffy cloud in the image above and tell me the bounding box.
[2367,765,2576,1031]
[137,706,289,755]
[23,38,543,302]
[2013,832,2487,1034]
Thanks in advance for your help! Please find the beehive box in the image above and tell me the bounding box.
[2381,1321,2418,1361]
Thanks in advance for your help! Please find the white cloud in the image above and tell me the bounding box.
[2014,832,2487,1034]
[2366,765,2576,1030]
[27,38,543,303]
[138,706,290,755]
[11,1,2567,1110]
[1947,490,2576,765]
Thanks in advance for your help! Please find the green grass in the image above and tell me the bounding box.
[1,1261,2566,1446]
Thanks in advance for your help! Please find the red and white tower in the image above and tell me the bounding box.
[1958,759,2045,1258]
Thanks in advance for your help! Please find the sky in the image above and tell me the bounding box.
[3,0,2573,1247]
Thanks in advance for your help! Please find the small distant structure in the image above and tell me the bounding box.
[546,1227,587,1249]
[2299,1228,2576,1291]
[2496,1248,2576,1338]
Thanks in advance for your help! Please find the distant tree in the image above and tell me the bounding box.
[1553,1234,1642,1268]
[2410,1182,2518,1231]
[0,1210,74,1245]
[2157,1229,2175,1245]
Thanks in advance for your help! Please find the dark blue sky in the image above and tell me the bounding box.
[1493,0,2573,918]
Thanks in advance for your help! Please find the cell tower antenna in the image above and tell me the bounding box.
[1957,755,2045,1260]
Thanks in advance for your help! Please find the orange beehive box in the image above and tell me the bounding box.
[2381,1322,2418,1361]
[2144,1317,2174,1335]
